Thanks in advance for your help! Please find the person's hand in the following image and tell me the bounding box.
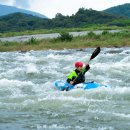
[70,81,74,85]
[85,62,89,66]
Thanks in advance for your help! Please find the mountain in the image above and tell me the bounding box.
[0,8,128,33]
[0,12,47,32]
[0,4,47,18]
[104,3,130,18]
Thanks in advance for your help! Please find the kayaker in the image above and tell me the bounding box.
[67,61,90,85]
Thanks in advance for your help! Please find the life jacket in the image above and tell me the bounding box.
[67,65,90,85]
[67,68,86,85]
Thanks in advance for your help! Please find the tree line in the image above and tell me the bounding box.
[0,8,129,33]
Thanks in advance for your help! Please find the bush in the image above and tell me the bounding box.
[102,30,110,35]
[59,32,73,42]
[26,37,38,45]
[87,31,100,39]
[2,41,10,46]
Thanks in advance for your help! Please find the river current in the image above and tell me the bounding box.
[0,47,130,130]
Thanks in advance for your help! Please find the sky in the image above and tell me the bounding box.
[0,0,130,18]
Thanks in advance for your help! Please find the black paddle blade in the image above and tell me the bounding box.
[90,46,100,61]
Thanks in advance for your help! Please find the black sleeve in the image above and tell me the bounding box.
[67,78,71,83]
[85,64,90,71]
[82,64,90,75]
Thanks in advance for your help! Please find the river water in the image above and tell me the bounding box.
[0,47,130,130]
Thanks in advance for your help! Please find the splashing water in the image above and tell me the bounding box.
[0,47,130,130]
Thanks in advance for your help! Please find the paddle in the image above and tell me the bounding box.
[65,46,101,91]
[88,46,100,63]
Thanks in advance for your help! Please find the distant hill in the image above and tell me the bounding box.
[104,3,130,18]
[0,12,47,32]
[0,8,128,33]
[0,4,47,18]
[65,8,124,27]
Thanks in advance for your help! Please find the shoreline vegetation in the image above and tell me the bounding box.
[0,25,127,38]
[0,29,130,52]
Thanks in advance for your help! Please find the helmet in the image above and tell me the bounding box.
[75,61,83,68]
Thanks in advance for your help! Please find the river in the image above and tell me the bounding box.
[0,47,130,130]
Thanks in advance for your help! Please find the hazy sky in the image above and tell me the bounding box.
[0,0,130,18]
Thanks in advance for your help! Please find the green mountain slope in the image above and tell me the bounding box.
[104,3,130,18]
[0,13,49,32]
[0,8,127,33]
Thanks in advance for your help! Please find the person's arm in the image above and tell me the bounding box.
[82,63,90,74]
[85,63,90,71]
[67,70,77,85]
[67,77,76,85]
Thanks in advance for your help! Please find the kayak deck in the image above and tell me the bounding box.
[53,80,108,91]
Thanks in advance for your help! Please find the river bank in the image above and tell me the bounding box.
[0,30,130,52]
[0,30,120,42]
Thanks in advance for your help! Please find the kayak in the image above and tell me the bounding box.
[53,80,109,91]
